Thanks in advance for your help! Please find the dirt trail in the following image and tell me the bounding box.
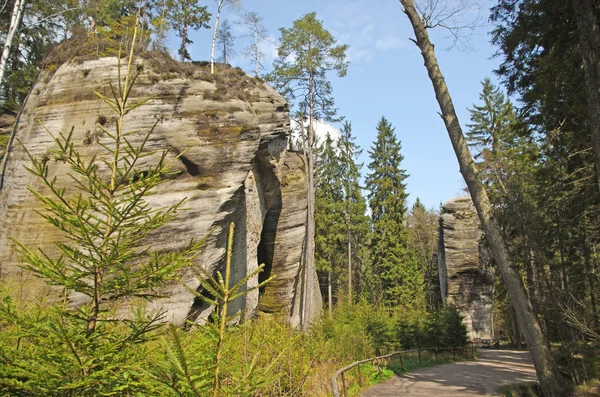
[360,349,537,396]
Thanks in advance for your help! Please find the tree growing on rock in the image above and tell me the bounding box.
[167,0,211,61]
[210,0,239,73]
[240,11,268,77]
[216,19,234,64]
[267,12,348,329]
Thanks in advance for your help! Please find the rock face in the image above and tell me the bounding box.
[0,111,16,164]
[438,196,494,340]
[0,56,321,326]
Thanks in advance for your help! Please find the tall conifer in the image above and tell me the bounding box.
[315,133,345,313]
[365,116,423,309]
[337,121,369,302]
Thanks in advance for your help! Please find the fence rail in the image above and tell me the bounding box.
[331,346,476,397]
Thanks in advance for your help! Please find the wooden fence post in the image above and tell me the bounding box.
[435,348,438,361]
[418,348,422,364]
[357,363,363,386]
[341,372,347,397]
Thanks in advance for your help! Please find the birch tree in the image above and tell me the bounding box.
[0,0,26,105]
[398,1,564,395]
[267,12,348,330]
[210,0,238,74]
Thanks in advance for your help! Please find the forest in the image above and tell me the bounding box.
[0,0,599,396]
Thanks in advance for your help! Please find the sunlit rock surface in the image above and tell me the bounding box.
[438,196,494,339]
[0,56,321,326]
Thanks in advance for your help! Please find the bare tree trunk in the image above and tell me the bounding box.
[555,209,568,291]
[584,240,600,333]
[572,0,600,191]
[348,236,352,302]
[210,1,223,74]
[254,24,259,77]
[302,50,317,330]
[328,268,332,316]
[399,1,565,395]
[0,0,26,104]
[179,25,188,62]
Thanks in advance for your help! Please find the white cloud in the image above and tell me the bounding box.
[324,0,409,65]
[290,118,341,147]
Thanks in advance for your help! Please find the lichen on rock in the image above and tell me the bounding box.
[438,196,494,340]
[0,56,320,326]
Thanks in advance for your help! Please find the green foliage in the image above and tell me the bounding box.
[165,222,274,397]
[266,11,348,121]
[466,77,515,159]
[216,19,235,64]
[365,116,425,310]
[0,290,158,396]
[15,44,202,336]
[337,122,370,301]
[0,32,204,395]
[166,0,211,61]
[315,132,345,307]
[406,198,439,308]
[490,0,600,348]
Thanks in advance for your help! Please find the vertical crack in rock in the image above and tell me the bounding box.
[0,56,321,327]
[257,203,281,295]
[438,196,495,340]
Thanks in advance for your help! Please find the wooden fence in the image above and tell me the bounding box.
[331,346,476,397]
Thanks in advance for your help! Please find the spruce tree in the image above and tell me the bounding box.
[466,78,514,159]
[216,19,235,64]
[406,198,439,308]
[4,28,206,394]
[315,132,345,313]
[365,116,422,309]
[337,121,370,302]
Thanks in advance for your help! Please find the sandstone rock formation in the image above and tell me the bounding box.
[0,56,321,326]
[438,196,494,340]
[0,111,16,164]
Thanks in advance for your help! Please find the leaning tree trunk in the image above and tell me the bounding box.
[0,0,26,104]
[572,0,600,192]
[399,1,565,395]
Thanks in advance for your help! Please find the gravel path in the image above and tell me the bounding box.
[359,349,538,396]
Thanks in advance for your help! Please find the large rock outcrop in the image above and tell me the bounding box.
[0,56,321,326]
[438,196,494,339]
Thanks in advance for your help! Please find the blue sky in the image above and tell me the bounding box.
[167,0,502,211]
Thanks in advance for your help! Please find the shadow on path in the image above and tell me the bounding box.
[359,349,537,397]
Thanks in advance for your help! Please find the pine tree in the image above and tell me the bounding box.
[365,116,422,309]
[167,0,211,61]
[337,121,370,302]
[315,133,345,314]
[267,12,348,329]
